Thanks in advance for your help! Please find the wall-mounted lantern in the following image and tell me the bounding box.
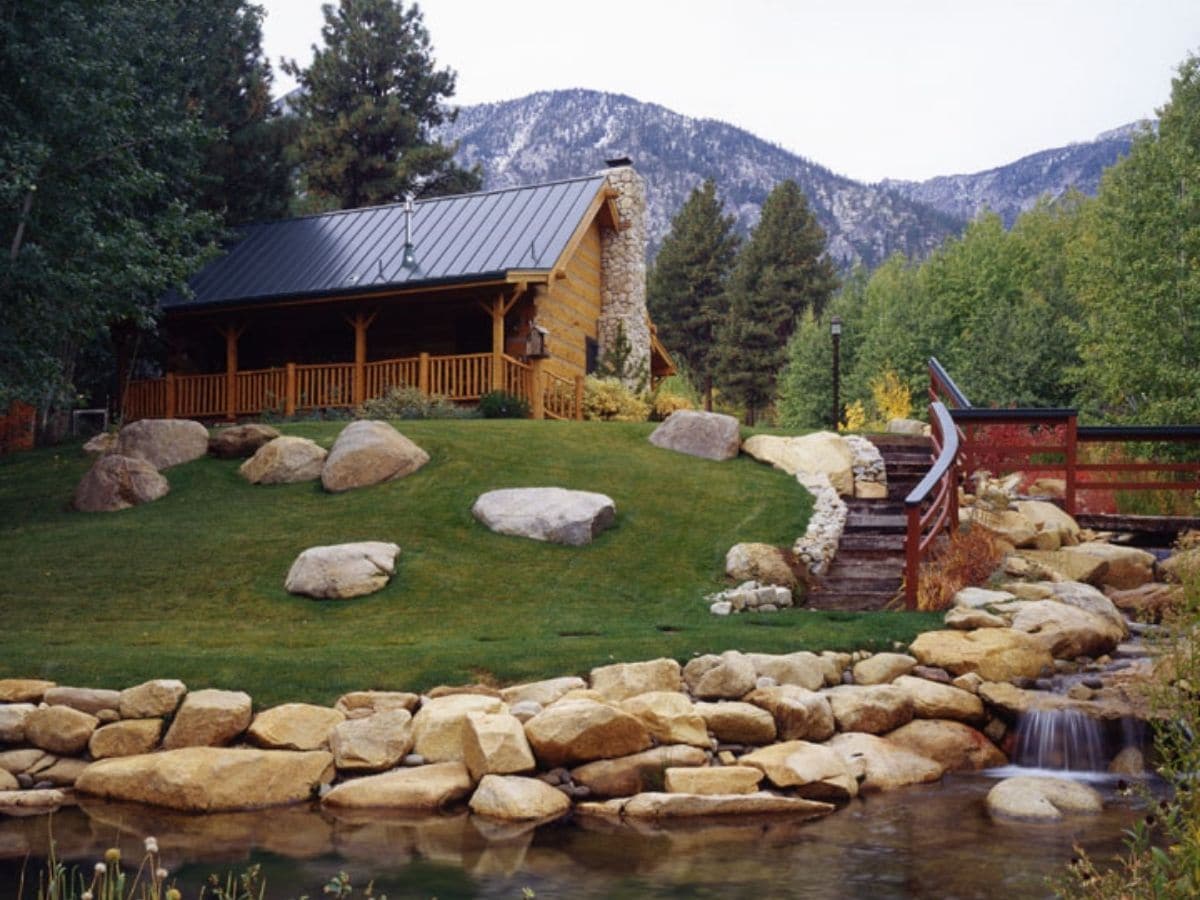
[526,325,549,359]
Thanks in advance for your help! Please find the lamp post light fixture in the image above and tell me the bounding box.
[830,315,842,430]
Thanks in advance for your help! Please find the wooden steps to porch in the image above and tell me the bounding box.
[806,434,932,612]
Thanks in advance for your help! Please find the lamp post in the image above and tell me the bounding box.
[830,315,842,430]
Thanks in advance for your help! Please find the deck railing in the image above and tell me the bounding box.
[903,357,1200,608]
[122,351,586,422]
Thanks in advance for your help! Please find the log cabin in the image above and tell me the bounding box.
[123,159,674,422]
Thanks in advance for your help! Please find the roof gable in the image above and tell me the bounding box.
[164,175,611,311]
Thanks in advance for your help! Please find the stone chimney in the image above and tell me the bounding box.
[597,157,651,389]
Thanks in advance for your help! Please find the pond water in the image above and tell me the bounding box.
[0,772,1155,899]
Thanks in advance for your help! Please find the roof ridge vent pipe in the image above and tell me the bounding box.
[401,193,419,271]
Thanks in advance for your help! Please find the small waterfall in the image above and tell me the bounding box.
[1011,708,1108,772]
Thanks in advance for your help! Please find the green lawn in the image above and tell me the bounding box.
[0,420,940,706]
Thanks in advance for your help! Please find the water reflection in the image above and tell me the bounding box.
[0,776,1152,899]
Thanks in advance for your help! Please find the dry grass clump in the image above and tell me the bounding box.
[915,525,1005,612]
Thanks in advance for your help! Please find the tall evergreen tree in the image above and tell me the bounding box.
[718,180,837,423]
[283,0,480,210]
[647,179,739,409]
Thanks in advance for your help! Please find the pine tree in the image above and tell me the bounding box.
[647,179,739,410]
[283,0,480,210]
[717,180,838,424]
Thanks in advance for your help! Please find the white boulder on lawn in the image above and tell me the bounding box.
[648,410,741,461]
[472,487,615,546]
[741,432,855,496]
[284,542,401,599]
[116,418,209,470]
[321,420,429,493]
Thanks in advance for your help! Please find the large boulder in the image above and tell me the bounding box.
[330,709,413,772]
[284,541,401,600]
[162,689,252,748]
[321,761,472,810]
[744,685,835,742]
[1016,549,1108,585]
[523,699,652,768]
[683,650,757,700]
[472,487,615,546]
[208,423,280,459]
[886,719,1006,772]
[1013,501,1081,547]
[578,791,835,821]
[247,703,345,751]
[852,653,917,685]
[741,432,855,496]
[892,675,985,723]
[1047,581,1128,632]
[694,701,777,745]
[88,719,163,759]
[76,747,334,812]
[986,775,1103,821]
[333,690,419,719]
[499,677,587,707]
[648,410,741,461]
[412,694,505,764]
[468,774,571,821]
[590,658,681,701]
[1061,543,1156,590]
[24,706,99,755]
[825,685,914,735]
[119,679,187,719]
[909,629,1054,681]
[619,692,710,747]
[725,543,798,589]
[746,652,831,690]
[463,712,536,780]
[0,704,35,743]
[1106,583,1184,623]
[240,436,327,484]
[73,454,169,512]
[739,740,859,801]
[0,679,55,703]
[116,418,209,470]
[825,733,945,793]
[999,599,1126,658]
[962,508,1037,548]
[42,686,120,715]
[570,745,708,798]
[321,420,429,492]
[664,766,762,795]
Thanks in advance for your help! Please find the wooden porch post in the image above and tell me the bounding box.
[574,375,585,421]
[530,358,545,420]
[418,352,430,396]
[221,325,242,421]
[165,372,176,419]
[491,294,505,392]
[348,311,376,406]
[285,363,297,417]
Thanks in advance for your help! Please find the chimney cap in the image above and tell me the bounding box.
[605,155,633,168]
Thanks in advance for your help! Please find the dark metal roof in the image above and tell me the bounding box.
[162,175,609,311]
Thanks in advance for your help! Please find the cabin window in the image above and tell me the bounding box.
[586,338,599,374]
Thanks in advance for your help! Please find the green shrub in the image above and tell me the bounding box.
[478,390,530,419]
[582,376,650,422]
[356,386,472,420]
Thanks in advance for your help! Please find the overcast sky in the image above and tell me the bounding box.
[258,0,1200,183]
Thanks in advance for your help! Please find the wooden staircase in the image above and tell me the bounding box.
[806,434,932,611]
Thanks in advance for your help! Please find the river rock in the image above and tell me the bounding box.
[321,420,429,492]
[0,680,55,703]
[945,607,1008,630]
[744,685,836,742]
[684,650,757,700]
[77,747,333,812]
[986,775,1103,821]
[334,690,420,719]
[1106,583,1184,622]
[321,761,472,810]
[24,706,99,755]
[619,692,710,747]
[208,423,280,459]
[88,719,163,759]
[1013,501,1081,547]
[664,766,762,795]
[116,418,209,470]
[694,701,777,745]
[0,768,16,791]
[909,629,1054,681]
[524,699,651,768]
[119,679,187,718]
[412,694,505,763]
[463,712,536,780]
[42,686,121,716]
[724,544,798,589]
[284,541,401,600]
[0,703,35,743]
[0,789,65,814]
[471,487,615,546]
[852,653,917,685]
[953,587,1017,609]
[590,658,682,701]
[240,436,328,484]
[248,703,345,751]
[570,745,708,798]
[1064,544,1155,590]
[1016,549,1108,585]
[648,410,741,460]
[37,757,89,787]
[745,652,830,690]
[963,507,1037,547]
[892,675,985,723]
[579,791,836,820]
[825,685,914,734]
[469,774,572,821]
[0,749,52,775]
[886,719,1006,771]
[330,709,414,772]
[741,432,855,496]
[825,733,945,792]
[162,689,252,748]
[499,677,587,707]
[739,740,859,801]
[1046,582,1128,632]
[73,454,170,512]
[1000,599,1126,658]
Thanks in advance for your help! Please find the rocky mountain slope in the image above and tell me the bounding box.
[437,89,963,268]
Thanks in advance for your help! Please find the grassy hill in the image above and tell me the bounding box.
[0,420,939,705]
